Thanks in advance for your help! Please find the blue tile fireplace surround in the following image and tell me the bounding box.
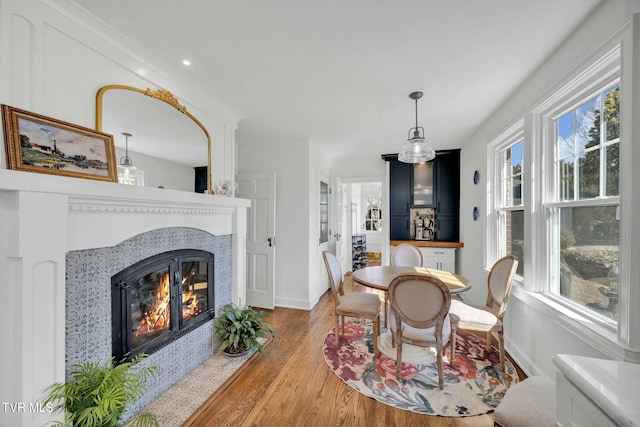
[65,227,232,419]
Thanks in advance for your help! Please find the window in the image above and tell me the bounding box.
[486,26,638,357]
[320,181,328,244]
[364,197,382,231]
[500,140,524,276]
[548,84,620,321]
[488,122,525,277]
[360,183,382,232]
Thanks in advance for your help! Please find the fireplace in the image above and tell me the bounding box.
[111,249,215,363]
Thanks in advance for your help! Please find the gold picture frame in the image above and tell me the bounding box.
[2,104,117,182]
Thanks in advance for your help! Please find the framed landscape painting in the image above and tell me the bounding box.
[2,105,117,182]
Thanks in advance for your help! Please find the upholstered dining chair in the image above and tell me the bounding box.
[449,255,518,370]
[388,273,458,390]
[391,243,423,267]
[322,250,381,355]
[385,243,424,327]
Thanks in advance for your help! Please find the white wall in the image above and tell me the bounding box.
[332,152,387,179]
[459,0,633,376]
[237,134,313,308]
[0,0,241,185]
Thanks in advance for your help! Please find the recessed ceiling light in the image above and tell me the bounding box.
[181,59,192,66]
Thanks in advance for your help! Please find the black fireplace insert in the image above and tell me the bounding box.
[111,249,215,363]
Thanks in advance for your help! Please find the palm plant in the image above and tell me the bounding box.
[43,354,160,427]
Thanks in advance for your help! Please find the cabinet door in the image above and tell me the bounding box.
[412,161,435,207]
[390,216,410,240]
[390,160,411,216]
[390,160,411,240]
[435,150,460,241]
[420,248,456,272]
[556,374,617,427]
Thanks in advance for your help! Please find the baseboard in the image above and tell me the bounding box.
[274,296,313,311]
[505,338,546,378]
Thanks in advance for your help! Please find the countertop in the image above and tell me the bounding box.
[390,240,464,248]
[554,354,640,426]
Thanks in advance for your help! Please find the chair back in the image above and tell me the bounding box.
[322,251,344,303]
[388,273,450,335]
[391,243,423,267]
[487,255,519,319]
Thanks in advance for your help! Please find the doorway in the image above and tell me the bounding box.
[336,177,384,273]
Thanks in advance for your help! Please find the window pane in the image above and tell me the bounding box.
[557,112,575,159]
[556,206,619,321]
[604,86,620,142]
[576,95,599,152]
[319,181,328,243]
[502,140,524,207]
[578,148,600,199]
[506,210,524,276]
[606,144,619,197]
[559,158,574,201]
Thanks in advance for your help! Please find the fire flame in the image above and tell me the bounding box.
[136,273,170,336]
[135,272,205,337]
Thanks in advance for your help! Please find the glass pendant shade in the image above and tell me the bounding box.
[399,91,436,164]
[399,137,436,163]
[117,162,140,186]
[117,132,143,186]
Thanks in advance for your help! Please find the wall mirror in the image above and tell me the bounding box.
[96,84,212,193]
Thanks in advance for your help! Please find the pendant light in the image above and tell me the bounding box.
[398,91,436,163]
[117,132,140,185]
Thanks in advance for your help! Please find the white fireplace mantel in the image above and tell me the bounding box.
[0,169,250,427]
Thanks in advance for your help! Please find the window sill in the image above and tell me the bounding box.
[510,283,638,362]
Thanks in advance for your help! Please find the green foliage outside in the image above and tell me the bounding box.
[43,354,160,427]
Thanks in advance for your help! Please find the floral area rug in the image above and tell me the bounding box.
[322,319,518,417]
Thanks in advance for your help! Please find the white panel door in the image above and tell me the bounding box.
[237,173,276,309]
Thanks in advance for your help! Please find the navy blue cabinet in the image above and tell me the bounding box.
[383,149,460,242]
[434,150,460,241]
[389,160,411,240]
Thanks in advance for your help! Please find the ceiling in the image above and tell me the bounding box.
[73,0,604,163]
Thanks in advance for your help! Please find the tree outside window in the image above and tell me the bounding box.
[552,85,619,321]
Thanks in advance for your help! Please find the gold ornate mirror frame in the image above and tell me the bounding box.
[96,84,213,194]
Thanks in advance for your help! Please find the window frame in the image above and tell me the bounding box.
[486,24,640,358]
[486,120,525,276]
[527,35,636,353]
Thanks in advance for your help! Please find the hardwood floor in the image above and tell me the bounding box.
[184,273,524,427]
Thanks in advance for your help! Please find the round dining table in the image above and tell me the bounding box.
[351,265,471,294]
[350,265,472,364]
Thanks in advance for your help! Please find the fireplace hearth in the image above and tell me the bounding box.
[111,249,215,363]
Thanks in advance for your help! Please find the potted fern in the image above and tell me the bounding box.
[43,354,159,427]
[215,303,276,356]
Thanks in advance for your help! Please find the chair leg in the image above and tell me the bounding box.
[486,331,492,352]
[437,350,444,390]
[498,332,505,371]
[334,315,340,347]
[384,292,388,329]
[449,322,457,366]
[396,340,403,380]
[372,314,380,356]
